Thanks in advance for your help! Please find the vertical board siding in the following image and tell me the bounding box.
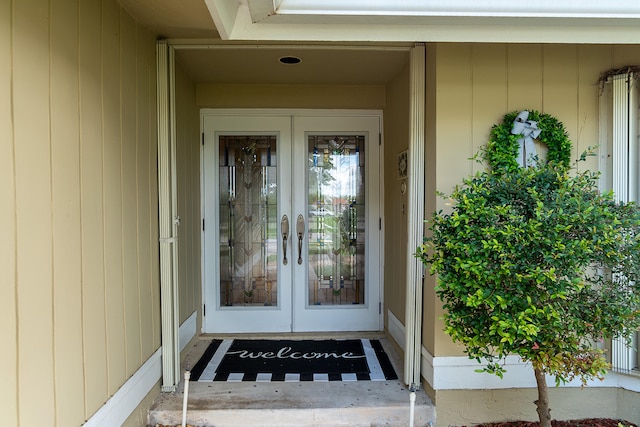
[0,0,18,425]
[79,0,109,417]
[3,0,160,425]
[189,80,201,321]
[436,43,473,194]
[542,45,579,116]
[102,0,127,395]
[120,9,142,378]
[146,35,161,353]
[175,62,202,325]
[577,44,612,173]
[50,0,85,425]
[136,24,155,360]
[542,45,580,159]
[382,64,410,330]
[431,42,640,358]
[149,37,162,353]
[507,44,543,112]
[471,44,508,162]
[436,43,608,192]
[422,43,439,355]
[176,64,188,322]
[13,0,55,425]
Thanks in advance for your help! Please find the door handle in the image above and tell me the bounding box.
[296,214,305,265]
[281,215,289,265]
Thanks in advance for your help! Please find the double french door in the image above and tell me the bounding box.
[202,110,382,333]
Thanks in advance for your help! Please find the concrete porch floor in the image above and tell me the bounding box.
[148,333,435,427]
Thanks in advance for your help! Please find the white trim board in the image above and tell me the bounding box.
[179,310,198,352]
[201,1,640,44]
[387,309,406,353]
[83,311,198,426]
[386,309,640,393]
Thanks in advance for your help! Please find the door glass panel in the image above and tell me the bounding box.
[218,135,278,307]
[307,135,365,306]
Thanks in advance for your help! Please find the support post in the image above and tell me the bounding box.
[404,43,426,387]
[156,40,180,392]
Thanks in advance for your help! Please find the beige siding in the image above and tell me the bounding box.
[382,61,410,335]
[197,83,386,109]
[427,41,640,423]
[175,62,202,325]
[51,0,84,424]
[423,44,438,355]
[425,42,640,358]
[471,44,508,159]
[1,1,160,425]
[79,0,108,416]
[121,8,143,379]
[437,387,619,427]
[136,23,160,363]
[577,44,612,173]
[507,44,544,111]
[103,0,127,394]
[0,0,17,425]
[13,1,55,426]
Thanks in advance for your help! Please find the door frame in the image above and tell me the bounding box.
[200,108,385,334]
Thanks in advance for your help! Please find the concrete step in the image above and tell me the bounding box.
[149,335,435,427]
[148,380,435,427]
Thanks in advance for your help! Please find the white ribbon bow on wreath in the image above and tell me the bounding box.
[511,110,541,167]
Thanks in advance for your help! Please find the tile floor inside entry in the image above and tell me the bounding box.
[148,333,435,427]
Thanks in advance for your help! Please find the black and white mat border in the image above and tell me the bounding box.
[192,338,396,383]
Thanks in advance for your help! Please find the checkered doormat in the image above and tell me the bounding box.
[190,338,398,382]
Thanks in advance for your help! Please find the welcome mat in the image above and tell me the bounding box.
[190,338,398,382]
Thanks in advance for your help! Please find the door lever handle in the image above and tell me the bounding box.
[296,214,305,265]
[281,215,289,265]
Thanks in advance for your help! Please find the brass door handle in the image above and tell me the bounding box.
[296,214,305,265]
[281,215,289,265]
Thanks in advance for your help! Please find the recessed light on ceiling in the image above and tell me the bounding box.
[279,56,302,65]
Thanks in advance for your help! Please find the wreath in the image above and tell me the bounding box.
[485,110,572,173]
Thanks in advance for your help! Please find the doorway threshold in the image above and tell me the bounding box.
[148,334,435,427]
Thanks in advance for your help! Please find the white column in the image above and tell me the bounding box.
[156,40,180,392]
[610,71,638,373]
[612,73,630,203]
[404,43,426,387]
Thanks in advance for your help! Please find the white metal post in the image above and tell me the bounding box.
[404,43,426,387]
[157,40,180,392]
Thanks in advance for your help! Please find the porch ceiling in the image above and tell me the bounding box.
[173,45,410,85]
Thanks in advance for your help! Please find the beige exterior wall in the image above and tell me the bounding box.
[618,387,640,424]
[425,42,640,358]
[425,42,640,425]
[0,1,161,425]
[196,83,386,109]
[383,62,410,333]
[175,61,203,327]
[424,44,439,356]
[436,387,620,426]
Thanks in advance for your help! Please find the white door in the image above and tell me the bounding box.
[202,110,382,333]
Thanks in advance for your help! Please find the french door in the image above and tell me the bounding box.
[202,110,382,333]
